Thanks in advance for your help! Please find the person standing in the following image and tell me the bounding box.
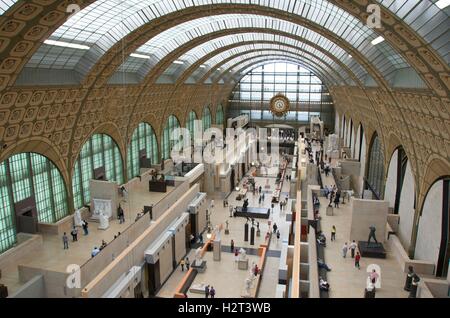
[180,259,185,272]
[185,258,190,271]
[349,240,357,258]
[334,190,341,208]
[273,223,278,234]
[230,239,235,253]
[82,220,89,236]
[331,226,336,241]
[70,227,78,242]
[234,248,239,262]
[259,186,262,194]
[342,242,348,258]
[209,286,216,298]
[62,232,69,250]
[355,252,361,269]
[370,269,379,285]
[205,285,210,298]
[276,230,280,241]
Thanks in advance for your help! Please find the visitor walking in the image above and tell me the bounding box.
[342,242,348,258]
[180,259,185,271]
[70,227,78,242]
[349,240,357,258]
[229,205,234,217]
[118,204,125,224]
[259,186,262,194]
[276,230,280,241]
[370,269,379,285]
[331,225,336,241]
[185,258,190,271]
[82,220,89,236]
[273,223,278,234]
[205,285,210,298]
[209,286,216,298]
[234,248,239,262]
[62,232,69,250]
[355,252,361,269]
[230,239,235,252]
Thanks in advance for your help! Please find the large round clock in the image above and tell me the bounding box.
[270,93,290,117]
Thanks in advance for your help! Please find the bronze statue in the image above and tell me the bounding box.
[367,226,378,246]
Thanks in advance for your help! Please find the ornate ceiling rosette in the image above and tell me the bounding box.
[270,93,290,118]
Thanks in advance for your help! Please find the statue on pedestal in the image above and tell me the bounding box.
[367,226,378,247]
[98,213,109,230]
[194,247,203,266]
[238,248,247,261]
[409,274,420,298]
[74,209,82,227]
[404,266,415,291]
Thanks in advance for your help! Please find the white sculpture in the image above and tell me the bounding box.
[74,209,82,227]
[239,248,247,261]
[194,247,203,266]
[98,213,109,230]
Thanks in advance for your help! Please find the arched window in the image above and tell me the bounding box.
[186,111,197,141]
[216,104,224,125]
[367,133,385,199]
[127,123,159,180]
[161,115,181,160]
[1,153,68,253]
[72,134,124,209]
[202,106,212,131]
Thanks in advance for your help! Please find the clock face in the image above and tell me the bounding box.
[270,94,290,117]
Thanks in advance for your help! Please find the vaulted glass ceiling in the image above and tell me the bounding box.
[190,44,349,85]
[148,33,361,84]
[0,0,18,15]
[199,51,340,85]
[13,0,448,86]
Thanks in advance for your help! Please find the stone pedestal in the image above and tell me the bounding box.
[238,259,249,270]
[213,239,221,261]
[191,261,207,273]
[326,206,334,216]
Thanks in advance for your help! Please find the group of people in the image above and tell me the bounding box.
[342,240,361,269]
[325,185,341,208]
[204,285,216,298]
[62,219,90,250]
[180,257,190,271]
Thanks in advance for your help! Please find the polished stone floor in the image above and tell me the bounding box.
[1,178,175,295]
[318,156,409,298]
[157,164,293,298]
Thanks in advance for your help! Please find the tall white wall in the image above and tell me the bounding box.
[397,162,416,250]
[335,111,340,135]
[415,181,444,268]
[384,150,398,209]
[354,125,361,161]
[358,132,367,197]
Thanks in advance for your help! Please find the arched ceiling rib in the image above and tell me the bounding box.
[29,12,407,84]
[195,51,339,86]
[1,1,447,95]
[216,55,335,85]
[196,48,345,86]
[155,35,359,85]
[175,43,353,86]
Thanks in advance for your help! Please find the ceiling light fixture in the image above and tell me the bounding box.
[200,65,207,68]
[44,39,90,50]
[173,60,184,65]
[436,0,450,9]
[130,53,151,59]
[371,36,385,45]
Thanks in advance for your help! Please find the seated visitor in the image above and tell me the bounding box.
[319,277,330,291]
[91,247,100,258]
[318,259,331,271]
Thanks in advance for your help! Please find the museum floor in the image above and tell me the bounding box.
[158,165,292,298]
[317,149,408,298]
[1,178,176,295]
